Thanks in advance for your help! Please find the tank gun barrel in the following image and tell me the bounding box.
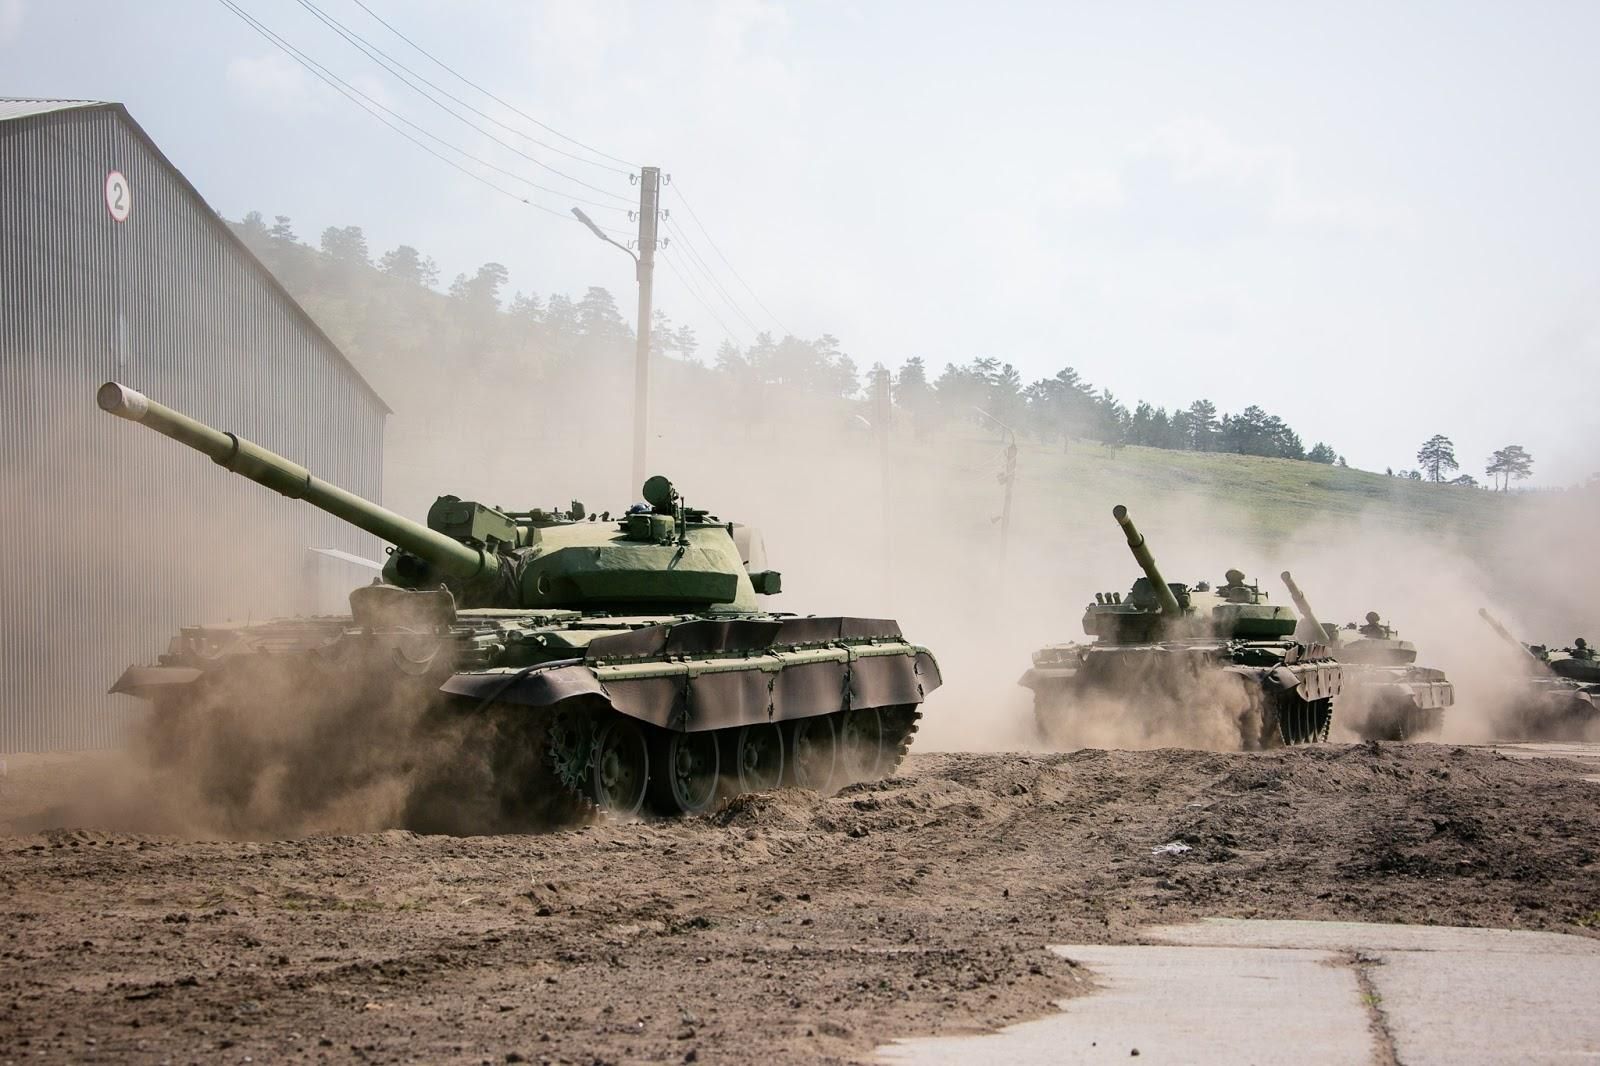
[1478,607,1545,667]
[1279,571,1326,643]
[97,382,488,580]
[1112,504,1183,618]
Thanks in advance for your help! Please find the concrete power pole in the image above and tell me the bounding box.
[631,167,661,493]
[871,366,893,605]
[999,438,1017,568]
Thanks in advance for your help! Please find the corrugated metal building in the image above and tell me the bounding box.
[0,99,388,752]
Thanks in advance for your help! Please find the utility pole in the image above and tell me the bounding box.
[632,166,660,492]
[999,438,1017,568]
[571,165,661,497]
[973,406,1018,568]
[871,366,893,605]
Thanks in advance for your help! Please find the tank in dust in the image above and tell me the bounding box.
[1478,608,1598,740]
[1020,505,1341,750]
[1280,572,1453,741]
[97,382,941,823]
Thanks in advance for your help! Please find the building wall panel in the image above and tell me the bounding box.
[0,106,386,752]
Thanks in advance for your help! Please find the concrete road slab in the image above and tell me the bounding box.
[879,942,1373,1065]
[1375,947,1600,1065]
[878,920,1600,1065]
[1149,917,1600,956]
[1491,741,1600,764]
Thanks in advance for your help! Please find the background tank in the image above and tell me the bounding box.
[1020,505,1340,751]
[1280,572,1454,741]
[1478,608,1597,740]
[97,382,941,824]
[1546,637,1600,686]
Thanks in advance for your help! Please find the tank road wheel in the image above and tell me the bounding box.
[788,715,838,794]
[647,730,721,816]
[837,706,886,784]
[734,722,786,794]
[590,718,650,816]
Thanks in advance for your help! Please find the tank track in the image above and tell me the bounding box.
[1267,690,1333,747]
[531,702,924,821]
[882,703,924,776]
[1353,696,1443,743]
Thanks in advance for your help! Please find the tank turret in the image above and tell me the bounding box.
[98,382,771,613]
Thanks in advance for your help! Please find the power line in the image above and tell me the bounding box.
[291,0,633,204]
[661,216,764,337]
[659,252,747,349]
[347,0,639,173]
[217,0,629,236]
[670,182,793,337]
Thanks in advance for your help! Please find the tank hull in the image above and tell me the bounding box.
[1491,679,1599,742]
[1336,666,1455,742]
[1022,639,1339,751]
[113,598,939,825]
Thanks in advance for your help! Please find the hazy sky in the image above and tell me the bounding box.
[6,1,1598,483]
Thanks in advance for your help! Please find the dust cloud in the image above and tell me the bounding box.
[373,353,1599,757]
[14,350,1598,837]
[15,651,591,840]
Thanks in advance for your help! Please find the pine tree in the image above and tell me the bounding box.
[1416,434,1459,482]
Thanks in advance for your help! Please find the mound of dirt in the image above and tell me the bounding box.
[1,743,1597,1064]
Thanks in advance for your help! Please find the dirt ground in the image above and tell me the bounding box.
[2,743,1598,1065]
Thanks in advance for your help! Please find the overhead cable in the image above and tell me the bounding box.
[218,0,629,236]
[292,0,633,203]
[348,0,639,173]
[662,217,764,337]
[659,253,748,349]
[670,183,793,337]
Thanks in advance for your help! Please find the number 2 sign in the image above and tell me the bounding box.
[105,170,130,223]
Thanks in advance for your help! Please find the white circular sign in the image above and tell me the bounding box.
[104,170,130,223]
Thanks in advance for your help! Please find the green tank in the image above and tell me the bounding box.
[1280,572,1453,741]
[1478,608,1597,740]
[97,382,940,822]
[1021,505,1340,750]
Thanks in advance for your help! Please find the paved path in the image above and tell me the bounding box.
[879,919,1600,1065]
[1492,740,1600,783]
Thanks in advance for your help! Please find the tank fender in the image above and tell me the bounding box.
[439,660,607,707]
[109,665,203,698]
[1266,666,1301,693]
[474,617,945,733]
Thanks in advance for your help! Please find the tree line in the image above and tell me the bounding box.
[240,212,1353,466]
[884,358,1341,462]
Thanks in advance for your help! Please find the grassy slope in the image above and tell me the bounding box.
[905,428,1511,545]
